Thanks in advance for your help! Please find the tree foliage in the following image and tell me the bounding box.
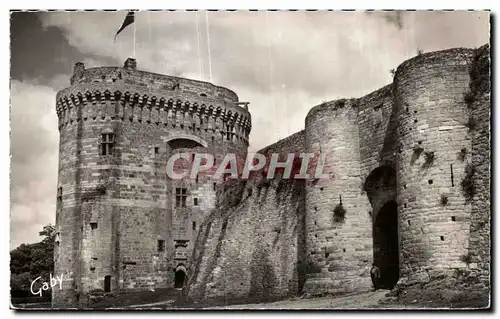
[10,224,55,298]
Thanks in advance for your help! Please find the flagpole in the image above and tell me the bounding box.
[205,10,213,83]
[133,16,136,58]
[196,11,203,79]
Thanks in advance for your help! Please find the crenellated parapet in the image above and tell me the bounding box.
[56,86,251,146]
[69,61,240,104]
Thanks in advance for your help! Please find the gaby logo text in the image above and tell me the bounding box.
[30,274,63,297]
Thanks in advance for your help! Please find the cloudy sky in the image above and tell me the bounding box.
[10,10,489,249]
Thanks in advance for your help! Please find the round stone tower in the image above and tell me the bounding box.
[394,48,475,285]
[303,99,372,295]
[53,58,251,307]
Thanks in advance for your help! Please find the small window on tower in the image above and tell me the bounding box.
[157,240,165,252]
[100,133,115,156]
[175,188,188,208]
[192,221,197,231]
[90,222,98,230]
[154,147,159,154]
[194,198,198,206]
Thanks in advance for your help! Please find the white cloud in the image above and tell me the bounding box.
[10,80,59,249]
[40,11,489,149]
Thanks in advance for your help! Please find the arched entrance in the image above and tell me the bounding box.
[363,164,399,290]
[174,270,186,288]
[174,265,187,289]
[373,200,399,289]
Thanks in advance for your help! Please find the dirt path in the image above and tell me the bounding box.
[205,290,391,309]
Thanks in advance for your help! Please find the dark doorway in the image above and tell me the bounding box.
[104,275,111,292]
[174,270,186,289]
[373,201,399,289]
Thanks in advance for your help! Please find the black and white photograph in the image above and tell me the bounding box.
[7,5,492,311]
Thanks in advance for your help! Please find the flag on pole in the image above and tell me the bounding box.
[115,11,135,41]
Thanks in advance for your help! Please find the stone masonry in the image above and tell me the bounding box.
[52,58,251,307]
[187,45,491,304]
[53,45,490,308]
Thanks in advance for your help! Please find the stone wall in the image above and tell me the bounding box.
[186,179,306,304]
[186,131,307,304]
[467,44,490,291]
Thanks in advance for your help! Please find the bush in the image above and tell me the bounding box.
[413,145,424,156]
[422,151,435,169]
[465,117,477,131]
[460,253,473,264]
[333,204,346,223]
[464,91,475,105]
[461,164,476,202]
[458,148,467,162]
[440,195,448,206]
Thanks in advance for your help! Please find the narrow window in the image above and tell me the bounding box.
[101,133,115,156]
[157,240,165,252]
[195,174,199,184]
[192,123,196,131]
[450,164,454,187]
[175,188,188,208]
[440,236,445,241]
[194,198,198,206]
[90,222,98,230]
[451,216,456,222]
[104,276,111,292]
[192,221,196,231]
[213,182,216,190]
[154,147,159,154]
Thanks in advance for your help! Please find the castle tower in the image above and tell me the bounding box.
[53,59,251,307]
[394,48,476,285]
[303,99,372,295]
